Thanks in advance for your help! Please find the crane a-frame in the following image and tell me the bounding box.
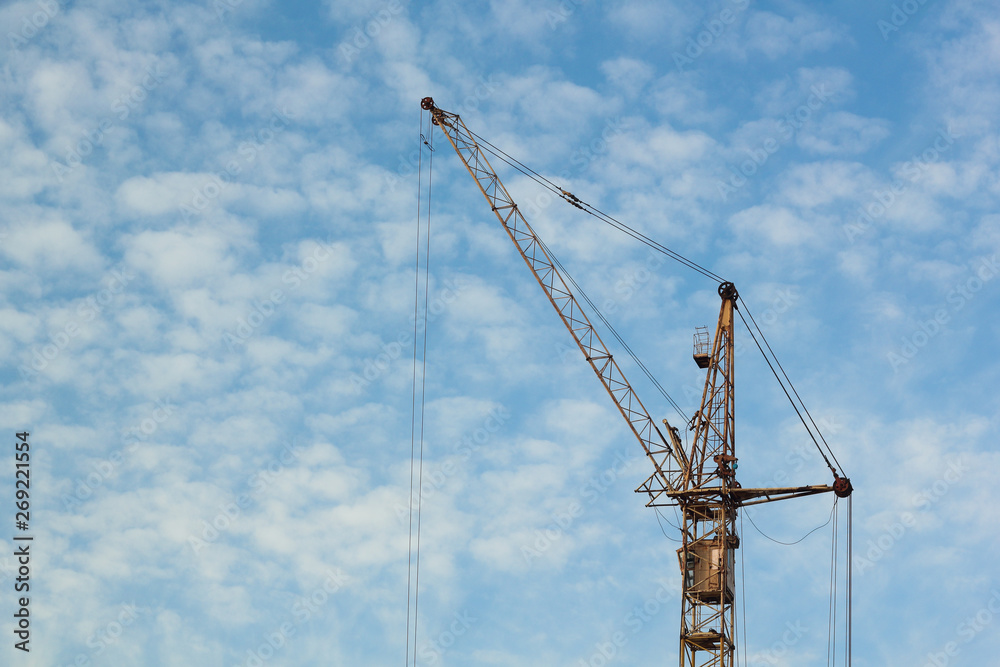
[420,97,852,667]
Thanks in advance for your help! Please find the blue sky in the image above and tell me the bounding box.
[0,0,998,665]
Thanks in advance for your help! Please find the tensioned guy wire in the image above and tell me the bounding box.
[739,300,845,475]
[464,125,848,476]
[406,109,435,667]
[739,513,749,667]
[735,307,842,477]
[827,500,840,667]
[468,128,725,283]
[532,232,688,423]
[404,107,423,667]
[847,495,853,667]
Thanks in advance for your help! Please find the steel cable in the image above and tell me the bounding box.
[467,129,848,478]
[406,111,434,667]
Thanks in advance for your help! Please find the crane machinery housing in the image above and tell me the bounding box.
[418,96,853,667]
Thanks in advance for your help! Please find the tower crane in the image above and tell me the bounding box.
[419,97,852,667]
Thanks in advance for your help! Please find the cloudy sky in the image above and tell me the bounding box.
[1,0,998,665]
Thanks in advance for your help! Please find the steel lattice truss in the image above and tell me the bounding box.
[428,103,683,497]
[422,97,848,667]
[678,292,738,667]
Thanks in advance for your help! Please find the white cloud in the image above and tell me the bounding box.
[275,59,360,123]
[25,59,99,139]
[649,72,721,125]
[0,399,47,430]
[775,161,872,208]
[123,225,254,290]
[324,0,393,22]
[600,57,656,98]
[925,14,1000,136]
[729,204,818,246]
[0,307,41,342]
[605,0,695,45]
[797,111,891,155]
[0,118,50,199]
[742,10,849,59]
[134,352,239,396]
[499,67,605,134]
[0,218,103,273]
[612,121,715,170]
[116,172,212,216]
[754,66,854,116]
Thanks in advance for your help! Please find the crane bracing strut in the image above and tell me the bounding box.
[421,97,852,667]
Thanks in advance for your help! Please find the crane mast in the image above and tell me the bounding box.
[676,283,739,666]
[421,97,851,667]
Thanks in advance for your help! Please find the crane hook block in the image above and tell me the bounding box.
[832,475,853,498]
[421,97,436,111]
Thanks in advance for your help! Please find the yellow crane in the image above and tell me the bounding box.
[420,96,852,666]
